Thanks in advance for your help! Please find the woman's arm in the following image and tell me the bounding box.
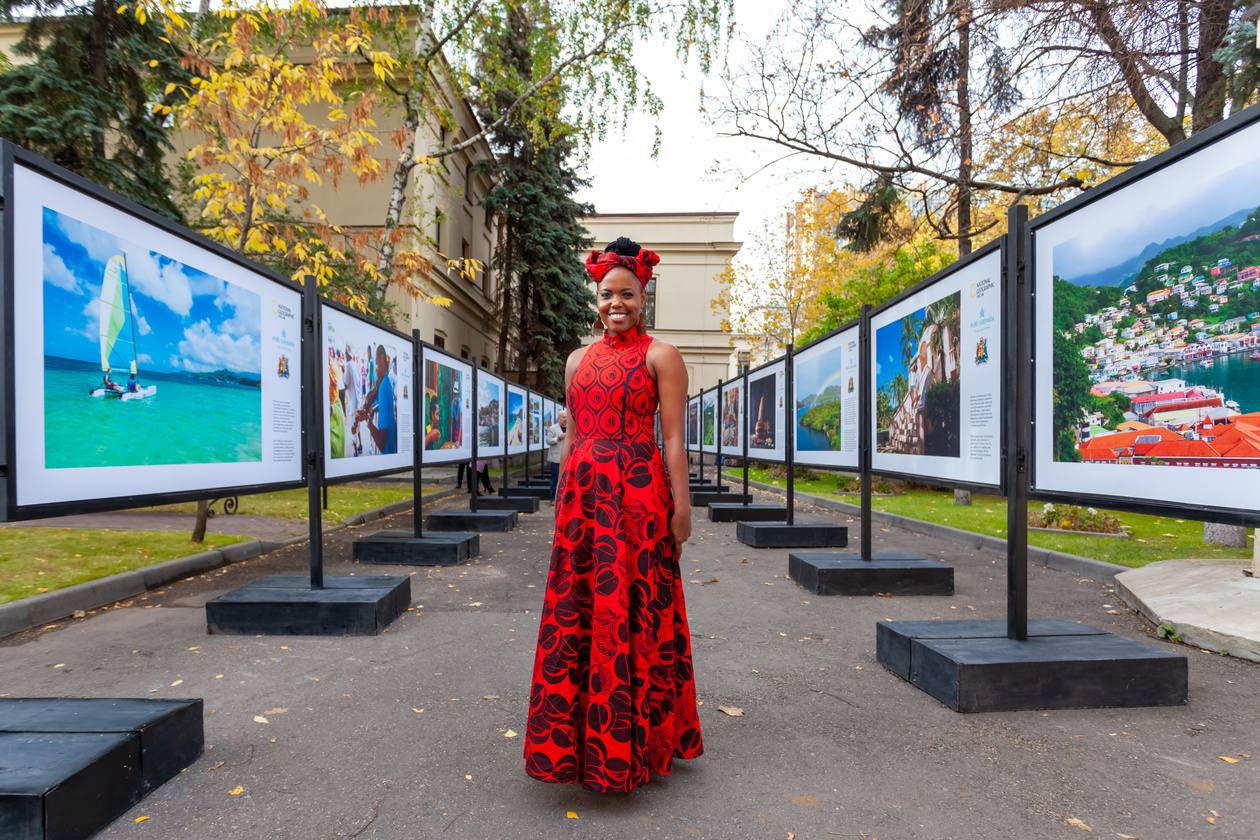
[648,340,692,558]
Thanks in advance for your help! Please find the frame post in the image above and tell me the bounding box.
[785,343,795,527]
[699,394,705,485]
[716,379,723,488]
[413,330,424,539]
[302,277,324,589]
[1005,205,1030,640]
[471,366,479,513]
[860,305,873,562]
[742,372,749,503]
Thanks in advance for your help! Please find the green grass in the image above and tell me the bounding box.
[727,468,1254,568]
[0,530,251,606]
[142,483,432,522]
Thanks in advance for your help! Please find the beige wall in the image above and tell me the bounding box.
[581,213,743,394]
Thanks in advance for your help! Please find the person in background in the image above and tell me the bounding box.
[544,408,568,506]
[471,459,493,496]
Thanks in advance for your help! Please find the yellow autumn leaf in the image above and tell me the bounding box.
[567,811,579,819]
[135,816,149,822]
[229,786,244,795]
[1219,755,1239,763]
[1066,817,1092,831]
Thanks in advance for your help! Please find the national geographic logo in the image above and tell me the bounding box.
[970,277,995,298]
[272,300,296,321]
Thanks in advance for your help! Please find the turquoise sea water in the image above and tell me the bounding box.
[796,406,833,451]
[44,356,262,469]
[1161,351,1260,414]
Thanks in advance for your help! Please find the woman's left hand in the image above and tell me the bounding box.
[670,507,691,559]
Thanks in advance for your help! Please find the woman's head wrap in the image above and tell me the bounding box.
[585,237,659,287]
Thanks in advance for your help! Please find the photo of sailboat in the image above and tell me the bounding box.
[88,254,156,401]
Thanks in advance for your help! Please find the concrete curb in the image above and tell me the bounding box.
[0,488,457,639]
[722,474,1123,581]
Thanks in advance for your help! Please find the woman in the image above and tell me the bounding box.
[525,237,702,792]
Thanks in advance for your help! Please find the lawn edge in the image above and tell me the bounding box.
[0,486,457,639]
[721,474,1122,582]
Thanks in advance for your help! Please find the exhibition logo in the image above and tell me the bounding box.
[847,376,855,393]
[969,305,996,331]
[974,337,989,365]
[969,277,995,299]
[272,300,296,322]
[276,354,291,378]
[273,327,296,350]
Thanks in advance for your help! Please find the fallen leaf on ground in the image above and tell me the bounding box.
[206,761,225,771]
[412,709,424,713]
[504,729,517,738]
[567,811,579,819]
[253,716,268,724]
[135,816,149,822]
[875,593,891,598]
[1066,817,1092,831]
[262,708,287,716]
[788,833,795,840]
[229,786,244,795]
[1207,818,1215,824]
[1219,756,1239,763]
[718,705,744,717]
[1116,835,1138,839]
[483,695,499,700]
[1238,753,1250,758]
[171,680,182,687]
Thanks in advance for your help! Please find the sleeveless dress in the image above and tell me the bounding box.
[525,325,704,792]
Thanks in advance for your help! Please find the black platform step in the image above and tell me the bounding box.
[736,521,848,548]
[517,478,550,487]
[0,697,204,840]
[474,496,540,513]
[691,491,752,506]
[877,619,1187,711]
[206,575,410,636]
[789,552,953,597]
[688,482,723,491]
[353,532,479,565]
[497,486,551,500]
[427,510,518,532]
[708,503,786,522]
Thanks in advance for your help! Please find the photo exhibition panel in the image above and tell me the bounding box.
[506,384,529,457]
[477,371,507,460]
[745,359,788,464]
[420,347,473,466]
[792,324,860,470]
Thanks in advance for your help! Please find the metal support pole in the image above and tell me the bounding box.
[785,343,795,527]
[322,484,328,510]
[716,379,723,488]
[860,306,873,562]
[471,366,479,513]
[742,372,750,504]
[302,277,324,589]
[1005,205,1030,640]
[413,330,424,539]
[699,393,706,484]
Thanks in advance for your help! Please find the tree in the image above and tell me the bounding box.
[0,1,189,220]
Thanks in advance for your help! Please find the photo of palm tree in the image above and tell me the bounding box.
[875,291,962,457]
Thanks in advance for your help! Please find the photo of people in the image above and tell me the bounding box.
[688,399,699,446]
[748,371,777,450]
[721,385,740,448]
[875,290,962,457]
[328,335,398,459]
[507,388,526,448]
[479,378,502,449]
[424,359,464,451]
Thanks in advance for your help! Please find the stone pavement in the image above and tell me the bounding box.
[0,489,1256,839]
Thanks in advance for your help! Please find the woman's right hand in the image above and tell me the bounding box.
[670,506,691,559]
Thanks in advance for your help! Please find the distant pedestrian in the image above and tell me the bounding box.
[544,408,568,504]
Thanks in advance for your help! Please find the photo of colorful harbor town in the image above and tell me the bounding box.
[1052,204,1260,468]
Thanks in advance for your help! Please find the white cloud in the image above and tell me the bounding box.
[137,353,153,364]
[178,319,260,374]
[43,243,81,293]
[127,251,194,317]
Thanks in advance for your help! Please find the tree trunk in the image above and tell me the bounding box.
[955,0,972,256]
[1203,522,1246,548]
[90,0,110,160]
[495,219,515,376]
[191,500,210,543]
[954,489,972,506]
[375,102,421,297]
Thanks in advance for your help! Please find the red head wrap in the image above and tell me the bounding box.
[585,248,660,287]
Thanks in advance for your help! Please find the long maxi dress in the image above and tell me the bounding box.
[525,325,703,792]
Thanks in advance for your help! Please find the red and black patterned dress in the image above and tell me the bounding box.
[525,324,703,792]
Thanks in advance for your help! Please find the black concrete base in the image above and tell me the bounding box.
[497,486,551,500]
[789,552,953,596]
[736,521,848,548]
[517,478,550,488]
[689,476,713,485]
[353,531,479,565]
[0,698,204,840]
[708,503,787,523]
[427,509,518,532]
[206,575,410,636]
[689,483,726,493]
[876,619,1187,711]
[691,491,753,506]
[473,496,540,513]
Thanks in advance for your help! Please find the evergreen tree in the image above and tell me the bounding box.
[0,1,188,220]
[476,3,594,396]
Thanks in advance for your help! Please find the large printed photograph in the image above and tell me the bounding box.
[721,383,741,449]
[747,369,779,451]
[41,206,264,468]
[507,388,526,448]
[324,311,401,463]
[875,291,962,458]
[528,395,542,447]
[688,398,700,447]
[479,376,502,450]
[424,359,465,451]
[795,340,846,453]
[1047,149,1260,472]
[701,390,717,449]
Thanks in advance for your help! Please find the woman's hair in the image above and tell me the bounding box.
[604,236,641,258]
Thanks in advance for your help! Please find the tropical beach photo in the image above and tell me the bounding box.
[1048,171,1260,469]
[875,291,962,457]
[507,390,525,447]
[41,206,263,469]
[424,359,464,450]
[478,379,502,449]
[528,396,542,446]
[795,341,846,452]
[748,371,777,450]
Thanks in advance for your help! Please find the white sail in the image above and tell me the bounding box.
[99,256,127,372]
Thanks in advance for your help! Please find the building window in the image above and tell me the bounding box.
[462,239,471,263]
[481,356,489,368]
[643,276,657,329]
[465,164,472,198]
[460,346,470,359]
[434,219,441,250]
[433,333,446,349]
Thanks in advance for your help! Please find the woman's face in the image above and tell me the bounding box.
[597,267,644,334]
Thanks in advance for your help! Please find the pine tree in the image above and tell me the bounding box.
[0,1,189,221]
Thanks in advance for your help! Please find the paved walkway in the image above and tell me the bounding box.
[1,489,1255,839]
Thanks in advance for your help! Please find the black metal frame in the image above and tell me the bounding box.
[0,141,307,522]
[789,316,862,472]
[740,355,790,467]
[318,295,417,488]
[1026,102,1260,528]
[864,238,1007,495]
[416,339,480,468]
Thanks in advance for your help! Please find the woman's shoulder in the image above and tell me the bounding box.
[645,336,683,360]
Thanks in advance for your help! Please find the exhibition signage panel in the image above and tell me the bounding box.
[792,322,860,470]
[700,388,719,455]
[869,244,1004,490]
[1,143,304,520]
[322,303,414,481]
[1029,108,1260,522]
[476,371,507,460]
[420,346,473,466]
[506,383,529,456]
[687,396,701,448]
[744,359,788,464]
[720,378,744,455]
